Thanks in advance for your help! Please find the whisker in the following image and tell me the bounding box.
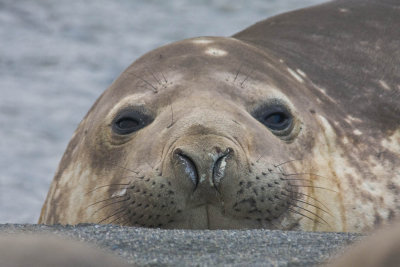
[167,96,174,128]
[240,72,251,87]
[98,207,127,224]
[267,220,281,230]
[255,155,263,163]
[117,216,131,226]
[291,198,333,217]
[109,211,130,225]
[288,183,338,193]
[147,68,162,85]
[86,195,126,208]
[288,207,321,224]
[92,197,130,215]
[274,159,303,167]
[129,72,158,93]
[107,173,148,180]
[233,64,243,82]
[280,178,313,182]
[281,172,328,180]
[85,183,129,195]
[240,67,254,88]
[285,190,331,211]
[290,203,330,226]
[160,71,168,83]
[108,163,140,175]
[270,171,314,182]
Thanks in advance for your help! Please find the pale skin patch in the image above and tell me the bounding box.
[381,129,400,154]
[42,160,103,225]
[353,129,363,136]
[378,80,391,91]
[310,115,362,231]
[287,68,304,83]
[191,38,214,44]
[111,188,127,198]
[205,48,228,57]
[313,116,400,232]
[314,85,337,104]
[296,69,307,78]
[339,8,349,13]
[345,115,363,123]
[363,154,399,226]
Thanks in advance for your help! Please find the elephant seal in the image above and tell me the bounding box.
[39,0,400,232]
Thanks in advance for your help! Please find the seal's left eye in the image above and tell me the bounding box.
[112,110,152,135]
[253,104,293,135]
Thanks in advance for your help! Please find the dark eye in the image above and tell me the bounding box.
[112,110,152,135]
[262,112,290,131]
[254,105,293,133]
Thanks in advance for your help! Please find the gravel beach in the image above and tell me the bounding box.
[0,224,362,266]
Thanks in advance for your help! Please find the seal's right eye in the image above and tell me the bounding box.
[112,110,152,135]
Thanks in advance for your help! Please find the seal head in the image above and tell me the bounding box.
[39,36,317,229]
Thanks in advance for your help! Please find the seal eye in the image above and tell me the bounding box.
[116,118,139,130]
[253,104,293,135]
[112,110,152,135]
[262,112,291,131]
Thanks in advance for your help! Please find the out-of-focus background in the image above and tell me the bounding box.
[0,0,327,223]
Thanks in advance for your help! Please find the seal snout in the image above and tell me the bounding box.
[172,146,233,190]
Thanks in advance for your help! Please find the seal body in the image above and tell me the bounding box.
[39,0,400,232]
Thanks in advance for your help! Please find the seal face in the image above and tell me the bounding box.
[39,0,400,232]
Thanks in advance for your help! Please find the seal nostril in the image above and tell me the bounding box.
[213,156,225,182]
[174,152,199,186]
[212,148,232,186]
